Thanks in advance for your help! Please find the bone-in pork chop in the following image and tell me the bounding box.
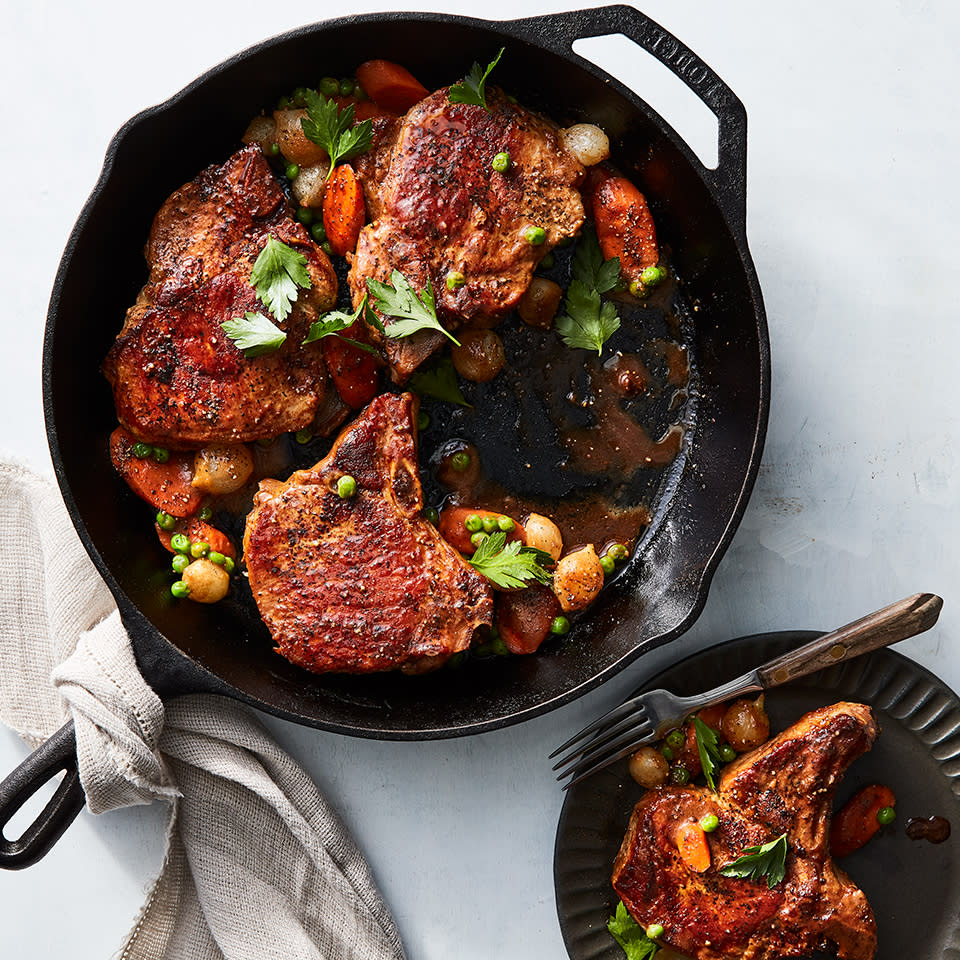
[612,702,879,960]
[243,392,493,674]
[349,88,585,381]
[103,145,337,448]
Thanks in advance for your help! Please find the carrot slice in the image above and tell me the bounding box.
[322,336,379,408]
[322,164,366,256]
[437,507,526,555]
[830,784,896,858]
[156,517,236,559]
[591,173,659,282]
[674,821,711,873]
[496,583,561,654]
[110,427,201,518]
[356,60,429,113]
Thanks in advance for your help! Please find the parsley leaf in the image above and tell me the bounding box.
[719,833,789,889]
[366,270,460,345]
[407,355,471,407]
[301,89,374,180]
[573,227,621,293]
[220,311,287,358]
[468,531,553,590]
[555,280,621,355]
[607,901,659,960]
[302,295,380,355]
[693,716,722,792]
[250,235,312,323]
[448,47,504,112]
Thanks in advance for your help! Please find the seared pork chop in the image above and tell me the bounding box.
[613,702,879,960]
[244,392,493,674]
[103,145,337,448]
[349,88,585,381]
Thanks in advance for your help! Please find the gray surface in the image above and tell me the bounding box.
[1,0,957,956]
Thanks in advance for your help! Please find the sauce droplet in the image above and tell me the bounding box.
[905,816,951,844]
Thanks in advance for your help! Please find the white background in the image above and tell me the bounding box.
[1,0,957,956]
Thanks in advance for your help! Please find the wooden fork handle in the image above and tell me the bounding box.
[757,593,943,688]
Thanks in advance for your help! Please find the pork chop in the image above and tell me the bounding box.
[349,87,585,381]
[612,702,879,960]
[243,392,493,674]
[103,145,337,448]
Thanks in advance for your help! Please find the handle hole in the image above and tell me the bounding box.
[2,769,67,844]
[572,35,719,170]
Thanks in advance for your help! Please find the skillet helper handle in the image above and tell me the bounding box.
[757,592,943,689]
[0,720,85,869]
[512,4,748,236]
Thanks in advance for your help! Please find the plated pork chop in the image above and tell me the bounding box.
[103,145,337,448]
[244,392,494,674]
[613,702,879,960]
[349,87,585,381]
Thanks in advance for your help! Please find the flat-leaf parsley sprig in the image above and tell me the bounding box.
[468,531,553,590]
[449,48,504,112]
[719,833,789,889]
[607,901,660,960]
[302,295,381,356]
[250,234,312,323]
[366,270,460,345]
[301,89,374,179]
[220,312,287,358]
[693,716,722,792]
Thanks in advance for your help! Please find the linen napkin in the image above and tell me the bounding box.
[0,461,407,960]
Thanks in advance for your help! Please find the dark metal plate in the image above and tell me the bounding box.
[555,631,960,959]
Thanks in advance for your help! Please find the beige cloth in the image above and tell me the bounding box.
[0,462,406,960]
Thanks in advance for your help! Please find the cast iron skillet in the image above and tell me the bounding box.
[0,5,769,867]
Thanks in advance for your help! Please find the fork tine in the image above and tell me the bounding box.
[555,716,653,781]
[547,695,644,760]
[561,730,658,790]
[551,706,651,772]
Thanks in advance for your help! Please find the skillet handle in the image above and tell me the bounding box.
[510,4,748,236]
[0,721,85,869]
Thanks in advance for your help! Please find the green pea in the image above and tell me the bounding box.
[877,806,896,825]
[600,554,616,575]
[285,162,300,181]
[318,77,340,97]
[524,225,546,246]
[223,557,236,574]
[700,813,720,833]
[131,442,152,458]
[451,451,471,472]
[446,270,466,291]
[613,275,629,293]
[629,279,647,298]
[311,222,327,243]
[417,411,431,431]
[198,506,213,521]
[607,543,629,561]
[170,581,190,599]
[497,515,515,532]
[296,207,313,225]
[665,728,685,750]
[424,507,439,525]
[155,511,176,531]
[719,743,737,763]
[659,745,674,762]
[292,86,308,108]
[491,151,511,173]
[470,531,488,547]
[269,142,280,156]
[171,554,190,575]
[339,78,355,96]
[294,428,313,444]
[321,240,334,256]
[481,515,498,533]
[170,533,190,554]
[550,616,570,635]
[190,541,209,559]
[539,252,554,270]
[490,635,510,657]
[670,764,691,785]
[641,264,667,287]
[208,551,226,566]
[354,85,368,101]
[446,651,466,669]
[337,475,357,498]
[645,924,664,940]
[152,446,170,464]
[277,96,291,110]
[464,514,483,533]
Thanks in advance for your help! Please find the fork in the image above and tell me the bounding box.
[550,592,943,788]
